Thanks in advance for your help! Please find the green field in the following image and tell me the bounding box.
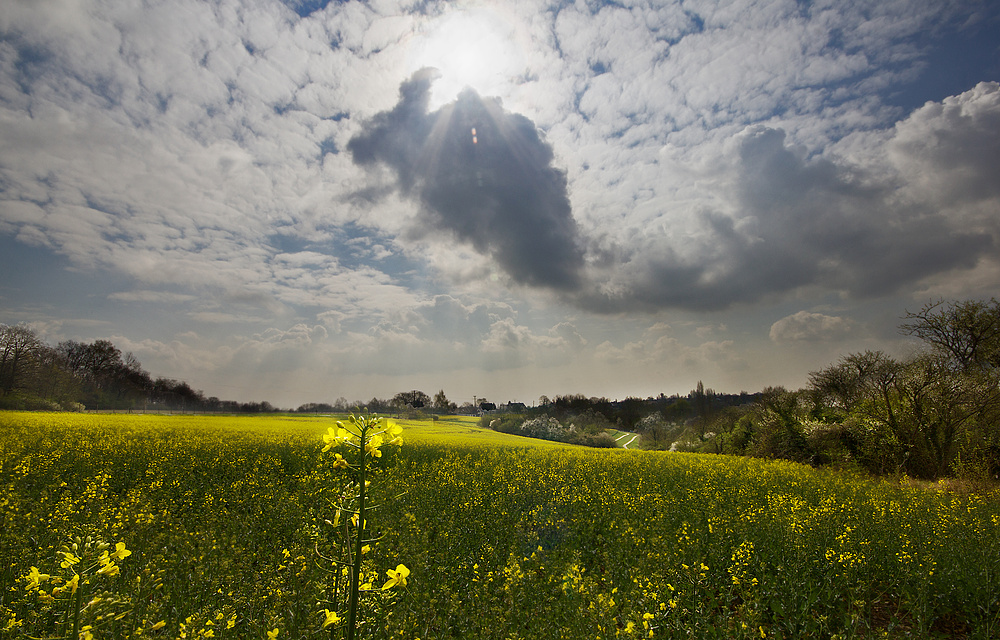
[2,411,998,639]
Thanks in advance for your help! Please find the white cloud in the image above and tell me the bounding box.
[1,0,998,406]
[108,290,199,304]
[889,82,1000,210]
[769,311,855,343]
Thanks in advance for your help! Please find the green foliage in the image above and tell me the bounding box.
[695,298,1000,481]
[481,413,523,433]
[0,391,62,411]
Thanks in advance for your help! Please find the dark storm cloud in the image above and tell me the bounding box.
[733,127,992,296]
[348,69,585,291]
[577,124,994,313]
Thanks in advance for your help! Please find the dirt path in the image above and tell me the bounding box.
[614,431,639,449]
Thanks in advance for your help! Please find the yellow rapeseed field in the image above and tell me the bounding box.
[1,411,997,639]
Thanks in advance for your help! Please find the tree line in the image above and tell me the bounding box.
[640,299,1000,481]
[0,327,275,413]
[5,297,997,480]
[476,298,999,480]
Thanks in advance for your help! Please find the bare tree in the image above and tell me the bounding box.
[901,298,1000,371]
[0,324,44,395]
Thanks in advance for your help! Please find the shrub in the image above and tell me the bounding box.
[519,416,572,442]
[485,414,524,434]
[569,432,618,448]
[0,392,61,411]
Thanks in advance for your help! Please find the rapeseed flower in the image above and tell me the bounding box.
[385,422,403,445]
[59,552,81,569]
[24,566,50,590]
[111,542,131,561]
[322,426,352,452]
[382,564,410,590]
[321,609,341,628]
[365,434,384,458]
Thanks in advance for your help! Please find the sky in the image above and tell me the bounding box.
[2,0,999,409]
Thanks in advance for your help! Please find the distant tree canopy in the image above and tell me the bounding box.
[392,390,431,409]
[433,389,456,412]
[0,324,277,413]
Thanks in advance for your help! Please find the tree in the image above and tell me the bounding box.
[432,389,456,413]
[808,350,901,425]
[901,298,1000,372]
[746,387,812,463]
[392,390,430,410]
[0,324,44,396]
[690,381,716,440]
[34,345,80,404]
[900,299,1000,476]
[890,353,988,477]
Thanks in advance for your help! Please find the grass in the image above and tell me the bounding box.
[2,411,998,639]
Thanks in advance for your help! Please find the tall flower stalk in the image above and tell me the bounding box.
[318,413,406,640]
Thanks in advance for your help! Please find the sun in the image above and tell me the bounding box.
[407,8,523,110]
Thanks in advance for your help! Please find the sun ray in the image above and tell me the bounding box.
[407,8,523,109]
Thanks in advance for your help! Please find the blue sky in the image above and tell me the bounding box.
[2,0,999,408]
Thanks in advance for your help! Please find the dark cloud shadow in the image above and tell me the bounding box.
[575,125,994,313]
[348,68,585,291]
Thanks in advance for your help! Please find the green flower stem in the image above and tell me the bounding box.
[346,419,369,640]
[70,575,84,640]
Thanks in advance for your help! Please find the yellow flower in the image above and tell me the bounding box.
[365,434,384,458]
[97,561,120,577]
[151,621,166,631]
[386,422,403,445]
[330,453,349,469]
[382,564,410,590]
[24,566,50,590]
[60,552,81,569]
[65,574,80,595]
[267,628,279,639]
[111,542,131,561]
[321,609,341,629]
[322,428,339,452]
[322,426,353,452]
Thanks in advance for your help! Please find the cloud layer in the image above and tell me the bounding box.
[2,0,999,404]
